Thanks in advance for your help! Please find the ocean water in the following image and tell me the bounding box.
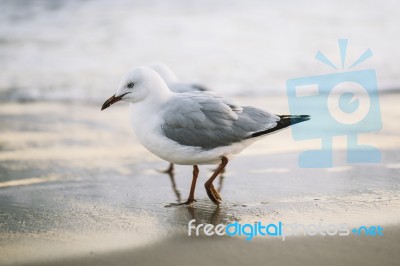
[0,0,399,102]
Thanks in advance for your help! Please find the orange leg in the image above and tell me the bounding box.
[205,156,228,205]
[160,162,174,174]
[179,165,199,205]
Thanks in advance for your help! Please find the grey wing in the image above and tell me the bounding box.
[161,92,280,150]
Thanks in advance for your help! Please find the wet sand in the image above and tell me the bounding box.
[0,94,400,265]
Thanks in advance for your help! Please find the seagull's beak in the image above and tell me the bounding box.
[101,93,128,111]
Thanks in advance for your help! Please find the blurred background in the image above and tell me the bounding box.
[1,1,400,266]
[0,0,399,102]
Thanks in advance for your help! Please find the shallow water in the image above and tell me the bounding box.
[0,94,399,265]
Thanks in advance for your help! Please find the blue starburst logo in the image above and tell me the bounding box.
[286,39,382,168]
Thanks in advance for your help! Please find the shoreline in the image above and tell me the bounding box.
[1,94,399,265]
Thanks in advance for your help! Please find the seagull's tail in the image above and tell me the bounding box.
[251,115,311,137]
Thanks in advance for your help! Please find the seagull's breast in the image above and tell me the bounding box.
[129,103,168,155]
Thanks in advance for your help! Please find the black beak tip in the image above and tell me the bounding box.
[101,94,116,111]
[101,103,109,111]
[101,93,128,111]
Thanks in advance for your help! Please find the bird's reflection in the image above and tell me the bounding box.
[186,205,221,225]
[161,167,237,226]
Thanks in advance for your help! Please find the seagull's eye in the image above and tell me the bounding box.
[127,83,135,88]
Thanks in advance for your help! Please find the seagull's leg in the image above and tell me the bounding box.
[167,171,181,203]
[205,156,228,205]
[159,163,175,174]
[217,173,225,193]
[212,166,226,175]
[179,165,199,205]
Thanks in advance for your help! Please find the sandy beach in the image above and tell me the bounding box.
[0,93,399,266]
[1,1,400,265]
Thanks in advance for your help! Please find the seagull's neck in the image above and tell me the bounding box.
[149,83,173,105]
[129,88,172,137]
[131,83,173,113]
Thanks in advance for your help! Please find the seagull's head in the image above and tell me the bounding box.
[101,67,170,111]
[149,63,178,84]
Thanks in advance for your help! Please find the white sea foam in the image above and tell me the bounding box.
[0,0,399,102]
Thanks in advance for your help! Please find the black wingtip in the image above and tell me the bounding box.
[289,114,311,124]
[251,114,310,138]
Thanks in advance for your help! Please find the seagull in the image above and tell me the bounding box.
[149,63,209,174]
[149,63,208,93]
[101,67,310,205]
